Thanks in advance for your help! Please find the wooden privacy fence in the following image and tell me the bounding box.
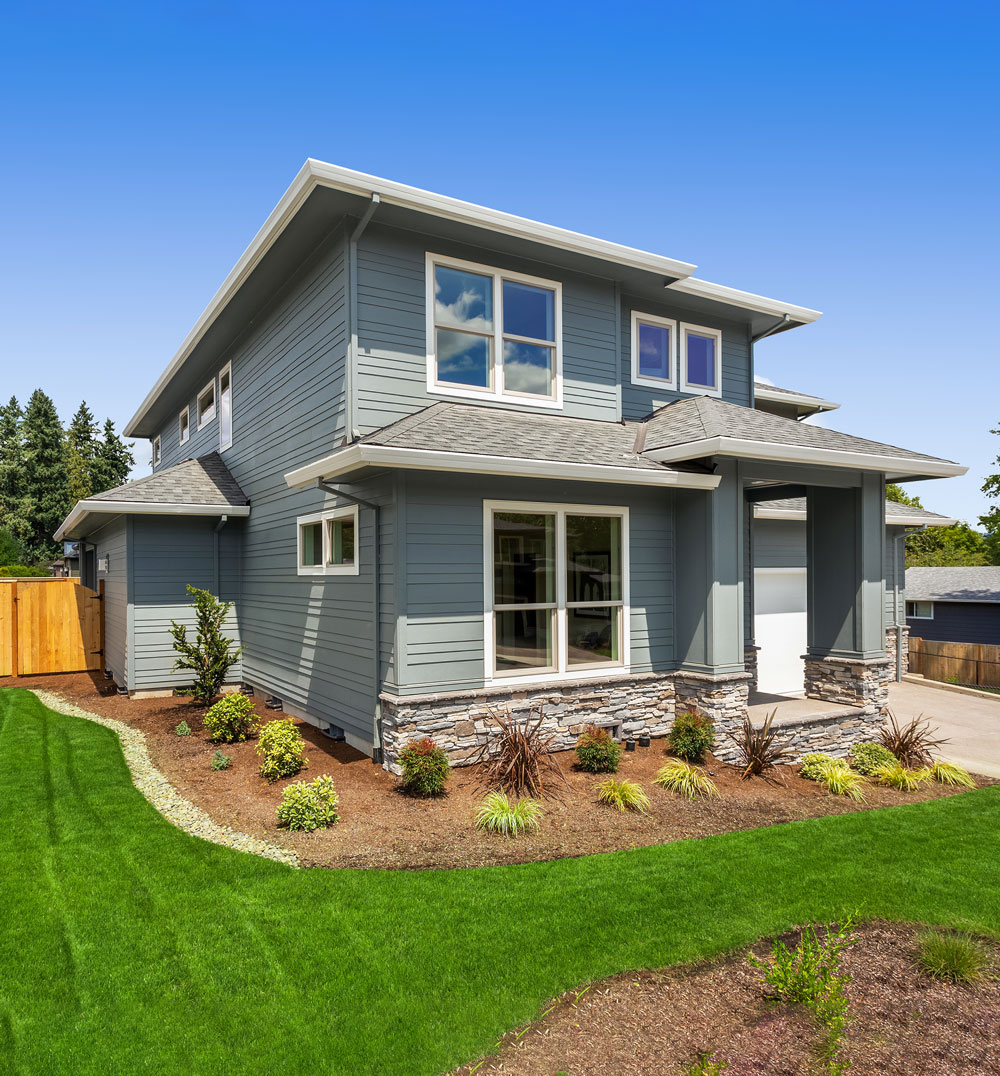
[0,578,104,678]
[909,636,1000,689]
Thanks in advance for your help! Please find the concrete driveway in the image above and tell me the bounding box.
[887,679,1000,778]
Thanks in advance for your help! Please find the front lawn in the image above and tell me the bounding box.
[2,687,999,1076]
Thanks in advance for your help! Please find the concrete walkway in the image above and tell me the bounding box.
[887,679,1000,778]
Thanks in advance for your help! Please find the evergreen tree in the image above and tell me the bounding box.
[20,389,69,560]
[979,422,1000,562]
[91,418,135,493]
[0,396,26,541]
[65,400,100,502]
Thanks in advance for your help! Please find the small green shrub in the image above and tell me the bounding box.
[256,719,306,782]
[474,791,542,837]
[850,742,896,776]
[169,585,244,705]
[203,694,260,744]
[667,709,715,762]
[596,776,650,813]
[926,760,976,788]
[175,721,191,737]
[684,1052,730,1076]
[398,737,450,797]
[654,759,719,800]
[799,752,843,782]
[917,929,989,983]
[816,760,866,801]
[276,775,339,831]
[873,759,925,792]
[210,750,233,771]
[575,724,621,773]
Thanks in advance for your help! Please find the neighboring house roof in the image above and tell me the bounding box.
[905,567,1000,604]
[753,381,841,416]
[55,454,250,540]
[754,497,957,527]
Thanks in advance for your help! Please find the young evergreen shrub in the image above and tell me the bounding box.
[398,737,450,797]
[175,721,191,737]
[169,585,244,705]
[276,775,339,831]
[210,750,233,771]
[850,742,896,776]
[203,694,259,744]
[667,710,715,762]
[799,752,843,782]
[575,724,621,773]
[256,719,306,782]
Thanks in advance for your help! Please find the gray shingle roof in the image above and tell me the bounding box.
[755,383,829,402]
[905,567,1000,603]
[91,453,248,507]
[755,496,955,526]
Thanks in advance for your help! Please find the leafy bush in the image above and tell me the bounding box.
[684,1053,730,1076]
[0,564,49,577]
[175,721,191,737]
[654,759,719,800]
[474,791,542,836]
[800,753,843,782]
[667,710,715,762]
[815,760,866,801]
[276,775,339,831]
[850,742,896,776]
[878,711,948,767]
[596,777,650,813]
[726,711,792,780]
[917,930,989,983]
[256,719,306,782]
[873,759,925,792]
[398,737,450,797]
[169,585,244,705]
[211,750,233,771]
[203,694,259,744]
[926,760,976,788]
[575,725,621,773]
[470,705,566,797]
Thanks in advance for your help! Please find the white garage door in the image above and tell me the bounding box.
[754,568,807,696]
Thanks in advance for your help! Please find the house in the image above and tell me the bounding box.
[905,567,1000,646]
[54,161,967,767]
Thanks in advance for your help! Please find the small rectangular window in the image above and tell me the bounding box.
[219,363,233,450]
[152,436,161,468]
[630,311,677,389]
[326,514,356,567]
[179,407,190,445]
[197,379,216,429]
[680,323,723,397]
[906,600,934,619]
[297,506,360,576]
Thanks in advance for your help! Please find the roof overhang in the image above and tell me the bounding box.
[55,500,250,541]
[643,437,968,481]
[753,385,840,414]
[753,505,958,526]
[284,443,721,491]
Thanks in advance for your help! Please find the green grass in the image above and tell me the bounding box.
[2,688,1000,1076]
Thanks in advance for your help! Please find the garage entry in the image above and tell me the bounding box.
[753,567,807,695]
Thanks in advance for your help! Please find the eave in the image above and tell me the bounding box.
[55,500,251,542]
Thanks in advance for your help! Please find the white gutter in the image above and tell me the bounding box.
[55,500,250,541]
[753,505,958,527]
[644,437,968,479]
[284,444,722,491]
[753,386,840,412]
[669,278,822,325]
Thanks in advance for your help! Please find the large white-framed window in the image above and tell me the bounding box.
[484,500,629,684]
[906,600,934,619]
[680,322,723,397]
[219,362,233,450]
[297,505,359,576]
[178,406,190,446]
[152,435,161,469]
[426,253,563,408]
[630,310,678,390]
[197,378,216,429]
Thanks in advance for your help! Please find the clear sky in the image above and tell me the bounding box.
[2,1,997,522]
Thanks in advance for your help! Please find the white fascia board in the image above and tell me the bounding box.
[753,385,840,411]
[284,443,721,491]
[668,278,823,325]
[55,499,250,541]
[644,437,968,479]
[753,505,958,527]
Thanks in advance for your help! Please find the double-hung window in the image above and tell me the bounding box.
[631,311,677,389]
[297,506,359,576]
[680,322,723,397]
[486,502,628,680]
[427,254,562,406]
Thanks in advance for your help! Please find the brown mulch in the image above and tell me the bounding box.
[7,671,992,871]
[452,921,1000,1075]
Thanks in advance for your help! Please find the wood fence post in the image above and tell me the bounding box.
[98,579,105,670]
[10,580,17,678]
[978,644,984,687]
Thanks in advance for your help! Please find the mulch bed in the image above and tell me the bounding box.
[5,672,992,871]
[451,921,1000,1075]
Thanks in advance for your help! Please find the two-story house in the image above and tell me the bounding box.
[55,161,966,766]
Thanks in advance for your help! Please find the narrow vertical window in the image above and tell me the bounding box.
[197,380,216,428]
[219,363,233,450]
[152,436,161,468]
[492,512,556,675]
[680,323,723,396]
[565,514,623,666]
[178,407,190,445]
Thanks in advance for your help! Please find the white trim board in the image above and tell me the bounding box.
[753,505,958,527]
[753,385,840,412]
[55,500,250,541]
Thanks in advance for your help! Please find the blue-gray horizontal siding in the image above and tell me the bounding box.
[397,472,674,695]
[90,515,128,688]
[908,602,1000,646]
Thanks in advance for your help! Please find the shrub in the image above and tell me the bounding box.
[474,791,542,836]
[256,719,306,782]
[667,710,715,762]
[470,705,567,797]
[654,759,719,800]
[799,753,843,782]
[850,742,896,776]
[276,775,339,831]
[684,1053,730,1076]
[726,711,793,780]
[203,694,259,744]
[175,721,191,737]
[575,725,621,773]
[398,737,450,797]
[926,760,976,788]
[210,749,233,771]
[169,585,244,705]
[878,711,948,767]
[0,564,49,577]
[917,930,989,984]
[873,759,925,792]
[596,777,650,813]
[815,760,866,801]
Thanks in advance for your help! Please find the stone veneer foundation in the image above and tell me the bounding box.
[803,654,892,714]
[884,625,909,677]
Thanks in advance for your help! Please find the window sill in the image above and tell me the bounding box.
[427,380,563,410]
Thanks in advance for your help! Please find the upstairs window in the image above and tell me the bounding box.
[152,435,161,469]
[630,311,677,389]
[680,323,723,397]
[427,254,561,406]
[297,506,359,576]
[219,362,233,450]
[906,600,934,619]
[178,406,190,445]
[197,379,216,429]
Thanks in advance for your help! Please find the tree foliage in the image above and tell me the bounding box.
[0,396,26,544]
[65,401,100,503]
[20,390,70,561]
[91,418,135,495]
[888,482,997,567]
[169,585,244,705]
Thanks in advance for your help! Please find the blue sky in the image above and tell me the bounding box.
[1,1,997,523]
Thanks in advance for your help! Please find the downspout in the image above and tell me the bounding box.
[213,515,228,595]
[892,524,925,682]
[748,315,791,411]
[346,194,381,443]
[317,479,383,764]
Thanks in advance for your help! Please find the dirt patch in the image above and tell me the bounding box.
[5,672,991,871]
[452,922,1000,1075]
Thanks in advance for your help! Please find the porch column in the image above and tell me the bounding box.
[673,460,750,728]
[804,472,891,713]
